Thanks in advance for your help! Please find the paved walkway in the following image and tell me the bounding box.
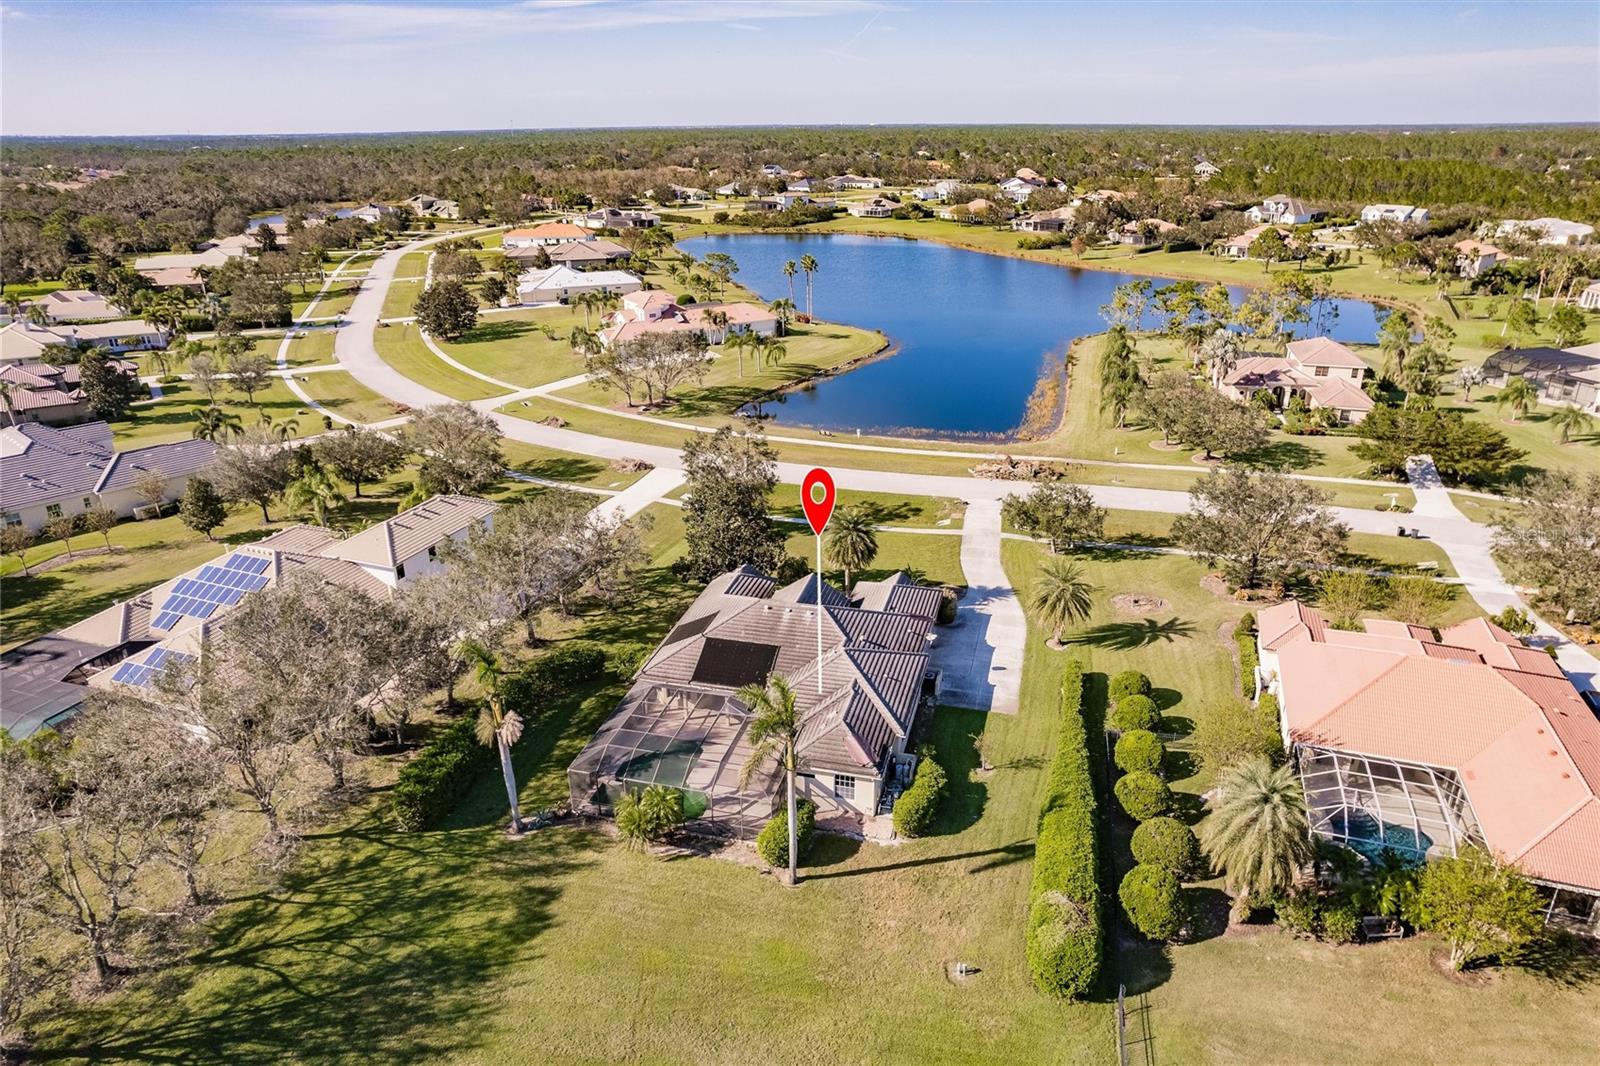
[932,500,1026,714]
[326,231,1600,703]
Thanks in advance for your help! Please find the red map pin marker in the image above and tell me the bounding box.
[801,468,836,535]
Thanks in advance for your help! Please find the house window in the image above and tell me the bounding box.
[46,504,63,519]
[833,774,856,799]
[427,545,437,560]
[83,497,94,510]
[1314,365,1329,377]
[3,513,20,527]
[395,563,406,579]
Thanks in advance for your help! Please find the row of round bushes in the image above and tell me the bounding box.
[391,642,612,831]
[1025,660,1102,999]
[1107,670,1197,941]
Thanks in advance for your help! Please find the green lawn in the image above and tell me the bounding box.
[500,438,652,492]
[293,280,361,319]
[436,307,589,388]
[782,525,966,588]
[113,379,335,447]
[372,321,510,401]
[282,329,336,367]
[293,369,406,425]
[381,277,427,319]
[2,278,68,301]
[770,484,965,529]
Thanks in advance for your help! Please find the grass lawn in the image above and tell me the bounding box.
[770,484,965,529]
[435,307,588,388]
[500,438,651,492]
[294,281,361,319]
[782,525,966,587]
[135,334,285,376]
[394,251,429,279]
[372,321,510,401]
[112,379,335,447]
[282,329,336,367]
[556,322,885,419]
[381,277,427,319]
[2,278,68,301]
[292,369,406,425]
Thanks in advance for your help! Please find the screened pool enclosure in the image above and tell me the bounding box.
[1295,746,1487,862]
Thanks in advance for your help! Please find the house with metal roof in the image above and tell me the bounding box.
[1,421,216,532]
[568,566,945,836]
[1255,601,1600,936]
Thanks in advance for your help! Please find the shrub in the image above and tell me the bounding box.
[1111,694,1159,733]
[503,641,607,712]
[756,796,816,868]
[1130,817,1201,878]
[1119,864,1186,941]
[1275,886,1322,939]
[615,784,685,852]
[1320,900,1361,944]
[1114,729,1165,775]
[1109,670,1152,701]
[1025,661,1102,998]
[391,715,490,831]
[607,641,652,678]
[1114,770,1171,821]
[1192,696,1281,773]
[774,555,811,584]
[1489,606,1536,635]
[937,585,961,625]
[1234,611,1259,693]
[892,748,948,838]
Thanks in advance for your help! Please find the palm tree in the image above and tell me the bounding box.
[1197,756,1314,922]
[284,464,345,526]
[724,330,751,378]
[783,259,798,305]
[0,380,17,427]
[799,253,818,319]
[1496,375,1539,422]
[738,675,803,886]
[458,638,526,834]
[1030,558,1097,646]
[768,298,795,336]
[1549,403,1593,444]
[825,506,878,590]
[191,406,242,441]
[259,412,298,442]
[24,304,49,327]
[569,326,601,359]
[762,338,787,369]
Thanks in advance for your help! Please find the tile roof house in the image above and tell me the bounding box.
[1453,238,1508,278]
[1011,206,1076,232]
[0,496,496,738]
[1246,195,1323,225]
[502,222,593,248]
[1216,337,1374,423]
[1114,218,1181,246]
[567,566,944,832]
[598,290,777,347]
[577,207,659,231]
[1360,204,1429,225]
[825,174,884,190]
[1495,217,1595,247]
[0,358,137,426]
[133,245,248,277]
[1,421,216,532]
[1256,601,1600,934]
[404,193,461,219]
[37,289,124,323]
[503,237,631,266]
[515,265,643,305]
[845,196,896,218]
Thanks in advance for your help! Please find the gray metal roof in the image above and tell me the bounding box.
[0,422,215,512]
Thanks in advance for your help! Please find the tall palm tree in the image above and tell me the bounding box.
[24,304,50,328]
[459,638,526,834]
[191,406,242,441]
[1198,756,1314,922]
[259,412,298,442]
[738,674,803,887]
[0,380,18,427]
[783,259,798,304]
[768,298,795,336]
[725,330,751,378]
[824,506,878,591]
[1030,558,1097,646]
[799,254,818,319]
[762,338,787,369]
[1496,375,1539,422]
[284,464,345,526]
[1549,403,1593,444]
[569,326,601,359]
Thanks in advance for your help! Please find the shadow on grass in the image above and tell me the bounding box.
[1068,618,1196,650]
[1181,886,1231,944]
[1242,438,1320,471]
[929,708,987,836]
[1515,932,1600,988]
[802,840,1033,881]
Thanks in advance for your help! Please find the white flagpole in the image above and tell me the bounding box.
[814,533,824,694]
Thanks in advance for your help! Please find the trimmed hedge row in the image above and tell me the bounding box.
[1234,612,1259,696]
[891,747,947,838]
[392,642,611,831]
[1025,660,1103,999]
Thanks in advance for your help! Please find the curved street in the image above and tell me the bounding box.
[330,229,1598,697]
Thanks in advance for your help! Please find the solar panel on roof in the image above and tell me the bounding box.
[152,610,183,631]
[662,612,715,647]
[690,638,778,689]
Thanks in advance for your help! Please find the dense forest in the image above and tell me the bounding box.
[3,125,1597,284]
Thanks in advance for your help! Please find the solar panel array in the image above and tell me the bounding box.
[151,553,270,631]
[109,647,195,689]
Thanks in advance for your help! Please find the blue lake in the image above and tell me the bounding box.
[247,208,358,229]
[681,233,1390,438]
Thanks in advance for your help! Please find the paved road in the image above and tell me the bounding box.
[330,232,1599,700]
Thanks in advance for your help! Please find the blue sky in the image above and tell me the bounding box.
[2,1,1597,136]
